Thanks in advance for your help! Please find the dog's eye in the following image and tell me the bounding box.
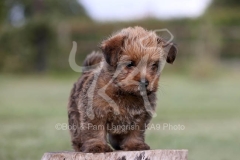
[151,63,158,70]
[126,61,135,68]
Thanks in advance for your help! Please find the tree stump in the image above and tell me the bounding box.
[41,150,188,160]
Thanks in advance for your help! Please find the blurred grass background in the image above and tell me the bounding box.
[1,71,240,160]
[0,0,240,160]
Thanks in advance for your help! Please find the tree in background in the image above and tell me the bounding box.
[211,0,240,7]
[0,0,89,72]
[4,0,88,21]
[0,1,7,23]
[205,0,240,59]
[1,0,240,73]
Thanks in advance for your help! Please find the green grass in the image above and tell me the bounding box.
[0,72,240,160]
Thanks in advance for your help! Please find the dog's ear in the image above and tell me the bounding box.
[100,35,126,67]
[157,38,177,64]
[166,44,177,64]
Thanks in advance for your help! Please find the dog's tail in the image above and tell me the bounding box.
[82,51,103,72]
[83,51,103,67]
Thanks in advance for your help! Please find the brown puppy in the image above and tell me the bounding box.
[68,26,177,153]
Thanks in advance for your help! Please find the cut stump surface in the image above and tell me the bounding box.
[41,149,188,160]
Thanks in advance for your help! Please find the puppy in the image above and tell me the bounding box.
[68,26,177,153]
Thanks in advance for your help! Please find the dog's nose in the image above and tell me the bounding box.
[140,80,149,87]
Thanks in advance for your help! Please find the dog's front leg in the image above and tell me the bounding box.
[80,118,113,153]
[120,124,150,151]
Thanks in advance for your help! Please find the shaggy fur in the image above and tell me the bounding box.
[68,26,177,153]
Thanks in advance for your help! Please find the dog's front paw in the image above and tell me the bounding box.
[82,143,113,153]
[121,142,150,151]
